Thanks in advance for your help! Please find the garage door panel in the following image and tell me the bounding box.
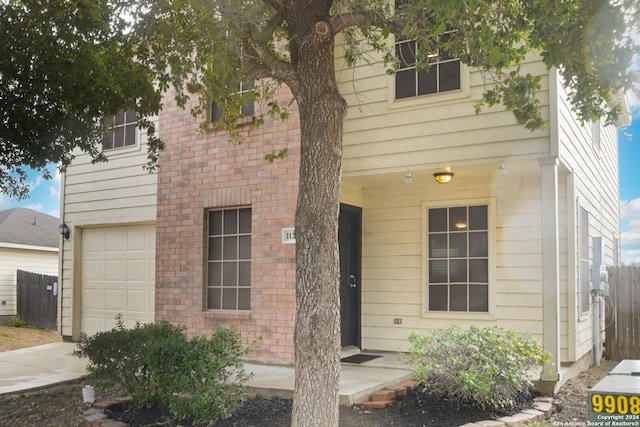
[82,288,103,310]
[126,289,150,312]
[126,228,149,252]
[81,225,155,336]
[83,318,104,337]
[105,230,125,252]
[126,260,148,281]
[104,261,124,280]
[104,316,120,331]
[83,261,103,280]
[104,290,124,311]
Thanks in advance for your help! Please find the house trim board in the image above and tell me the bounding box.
[539,156,560,381]
[0,243,58,252]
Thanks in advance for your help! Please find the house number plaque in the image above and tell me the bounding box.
[282,227,296,244]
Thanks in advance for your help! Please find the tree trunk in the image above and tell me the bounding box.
[291,19,347,427]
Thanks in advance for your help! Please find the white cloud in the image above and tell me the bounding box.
[628,91,640,119]
[22,202,44,212]
[620,198,640,264]
[27,175,44,192]
[48,169,61,199]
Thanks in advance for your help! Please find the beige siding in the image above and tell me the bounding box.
[0,247,58,316]
[337,40,619,369]
[60,120,158,338]
[336,41,556,354]
[350,161,546,353]
[339,48,552,176]
[555,76,620,362]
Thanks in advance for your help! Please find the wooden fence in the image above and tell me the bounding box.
[16,270,58,331]
[605,265,640,360]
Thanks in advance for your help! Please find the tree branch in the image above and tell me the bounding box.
[329,11,400,35]
[262,0,284,12]
[245,13,298,91]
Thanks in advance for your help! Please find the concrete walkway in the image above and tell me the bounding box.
[0,342,414,405]
[0,342,87,394]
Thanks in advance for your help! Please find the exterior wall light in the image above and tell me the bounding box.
[59,223,70,240]
[433,171,454,184]
[404,171,413,184]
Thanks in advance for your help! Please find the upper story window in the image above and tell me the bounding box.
[207,207,252,311]
[395,32,461,99]
[427,205,489,313]
[211,80,255,122]
[592,119,601,151]
[103,109,137,150]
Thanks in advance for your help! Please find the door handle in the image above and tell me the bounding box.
[349,274,357,288]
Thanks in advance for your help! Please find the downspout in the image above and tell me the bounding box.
[592,291,602,367]
[57,169,66,336]
[591,237,608,367]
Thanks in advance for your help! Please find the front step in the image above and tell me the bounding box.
[360,379,417,409]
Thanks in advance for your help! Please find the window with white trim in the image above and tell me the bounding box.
[103,109,137,150]
[211,80,254,122]
[579,206,590,314]
[427,205,489,312]
[592,120,601,150]
[207,207,252,311]
[395,31,461,99]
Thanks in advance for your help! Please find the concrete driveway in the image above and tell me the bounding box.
[0,342,87,394]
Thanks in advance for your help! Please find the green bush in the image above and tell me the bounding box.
[74,315,254,423]
[408,325,551,410]
[9,318,26,327]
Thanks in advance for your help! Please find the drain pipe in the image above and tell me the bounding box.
[592,288,603,367]
[590,237,608,368]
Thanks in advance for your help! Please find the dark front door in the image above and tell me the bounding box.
[339,204,361,348]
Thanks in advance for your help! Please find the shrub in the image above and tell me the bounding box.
[408,325,551,410]
[74,315,254,423]
[9,318,26,327]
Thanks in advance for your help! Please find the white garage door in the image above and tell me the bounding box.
[81,224,155,336]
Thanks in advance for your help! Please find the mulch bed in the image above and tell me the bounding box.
[106,384,537,427]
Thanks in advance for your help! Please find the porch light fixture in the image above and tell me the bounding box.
[498,163,507,176]
[404,171,413,184]
[433,171,454,184]
[59,223,70,240]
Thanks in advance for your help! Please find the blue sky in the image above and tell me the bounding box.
[619,92,640,265]
[2,94,640,264]
[0,166,61,218]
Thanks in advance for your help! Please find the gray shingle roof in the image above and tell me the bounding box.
[0,208,60,249]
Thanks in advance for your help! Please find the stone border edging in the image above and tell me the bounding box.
[362,380,555,427]
[84,388,555,426]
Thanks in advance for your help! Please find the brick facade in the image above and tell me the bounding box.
[155,84,300,363]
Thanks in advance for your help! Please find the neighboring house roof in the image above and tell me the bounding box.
[0,208,60,249]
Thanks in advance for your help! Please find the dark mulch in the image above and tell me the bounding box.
[106,385,537,427]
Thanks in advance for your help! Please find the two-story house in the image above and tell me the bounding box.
[58,37,630,387]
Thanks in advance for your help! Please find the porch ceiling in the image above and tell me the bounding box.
[341,160,540,190]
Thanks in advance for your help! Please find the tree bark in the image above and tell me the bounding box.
[290,18,347,427]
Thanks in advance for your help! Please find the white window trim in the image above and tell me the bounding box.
[388,33,471,110]
[592,119,601,152]
[421,197,496,320]
[388,62,471,110]
[102,112,143,157]
[578,204,591,317]
[205,206,252,312]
